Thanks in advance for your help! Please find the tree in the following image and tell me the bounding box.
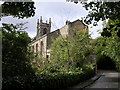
[1,0,36,79]
[103,31,120,71]
[1,1,36,19]
[101,19,120,37]
[65,1,120,37]
[50,29,95,70]
[81,1,120,70]
[2,23,35,79]
[82,2,120,37]
[95,22,120,71]
[81,2,120,25]
[96,32,120,71]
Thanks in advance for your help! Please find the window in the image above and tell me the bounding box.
[36,43,38,52]
[40,41,43,55]
[32,46,34,52]
[43,28,47,35]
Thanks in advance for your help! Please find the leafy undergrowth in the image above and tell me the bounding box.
[3,66,95,89]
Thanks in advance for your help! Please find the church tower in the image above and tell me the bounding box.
[36,16,51,39]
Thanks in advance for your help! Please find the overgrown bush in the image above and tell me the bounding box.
[96,19,120,71]
[50,30,95,69]
[2,24,35,79]
[2,67,95,89]
[96,30,120,71]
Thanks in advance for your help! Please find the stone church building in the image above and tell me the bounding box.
[29,16,88,58]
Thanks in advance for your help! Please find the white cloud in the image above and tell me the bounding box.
[0,1,4,5]
[89,21,103,39]
[1,2,102,39]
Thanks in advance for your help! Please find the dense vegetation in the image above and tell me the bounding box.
[81,1,120,71]
[95,19,120,71]
[2,23,35,79]
[2,24,95,89]
[1,1,36,19]
[2,1,120,89]
[50,30,95,70]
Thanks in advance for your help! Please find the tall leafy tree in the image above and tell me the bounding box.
[96,31,120,71]
[2,23,35,78]
[1,1,36,19]
[101,19,120,37]
[81,2,120,25]
[79,1,120,70]
[81,2,120,37]
[50,29,95,70]
[66,1,120,37]
[95,19,120,71]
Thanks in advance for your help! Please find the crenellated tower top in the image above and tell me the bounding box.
[36,16,51,39]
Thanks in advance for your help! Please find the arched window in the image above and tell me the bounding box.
[36,43,38,52]
[43,28,47,35]
[40,41,43,55]
[32,45,34,52]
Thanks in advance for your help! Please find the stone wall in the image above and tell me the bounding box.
[68,20,88,35]
[29,35,47,58]
[29,19,88,58]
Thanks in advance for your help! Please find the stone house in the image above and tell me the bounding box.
[28,16,88,59]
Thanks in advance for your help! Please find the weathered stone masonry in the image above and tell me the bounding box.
[28,16,88,58]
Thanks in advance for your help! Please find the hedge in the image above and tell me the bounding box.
[2,68,95,89]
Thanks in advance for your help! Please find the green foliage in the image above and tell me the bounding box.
[103,32,120,71]
[96,31,120,71]
[94,19,120,71]
[50,30,95,69]
[101,19,120,37]
[2,23,35,79]
[2,25,96,89]
[29,52,48,74]
[81,2,120,25]
[3,67,94,89]
[21,28,96,89]
[2,1,36,19]
[80,2,120,71]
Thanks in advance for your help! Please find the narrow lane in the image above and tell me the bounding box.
[85,70,120,89]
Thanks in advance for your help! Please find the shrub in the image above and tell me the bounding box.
[2,67,95,89]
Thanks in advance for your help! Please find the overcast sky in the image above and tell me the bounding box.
[1,1,102,38]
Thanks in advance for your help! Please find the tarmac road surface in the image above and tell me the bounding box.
[85,70,120,89]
